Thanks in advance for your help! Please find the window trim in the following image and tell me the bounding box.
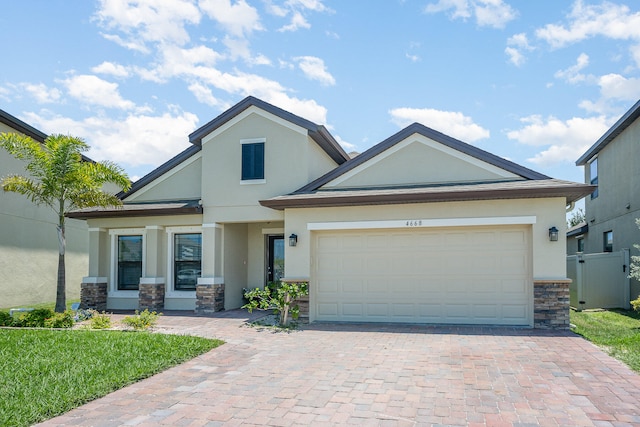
[240,138,266,183]
[589,157,598,199]
[166,226,202,296]
[109,228,146,295]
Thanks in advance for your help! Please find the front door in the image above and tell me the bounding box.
[267,235,285,284]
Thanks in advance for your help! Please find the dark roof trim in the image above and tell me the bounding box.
[294,122,550,194]
[576,99,640,166]
[567,222,588,237]
[0,109,47,142]
[188,96,349,164]
[118,145,201,199]
[260,180,595,210]
[66,200,203,220]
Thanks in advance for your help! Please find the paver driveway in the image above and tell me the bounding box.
[39,310,640,426]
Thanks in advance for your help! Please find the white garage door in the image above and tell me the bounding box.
[312,225,532,325]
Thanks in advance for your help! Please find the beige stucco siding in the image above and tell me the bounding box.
[126,156,202,202]
[323,135,521,189]
[283,197,567,282]
[0,129,88,308]
[200,109,338,223]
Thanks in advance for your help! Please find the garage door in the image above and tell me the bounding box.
[312,225,531,325]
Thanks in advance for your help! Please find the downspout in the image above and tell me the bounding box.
[566,201,575,213]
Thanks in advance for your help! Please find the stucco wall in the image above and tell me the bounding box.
[283,197,568,281]
[0,126,88,308]
[126,155,202,203]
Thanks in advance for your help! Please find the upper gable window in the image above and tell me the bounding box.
[589,158,598,199]
[241,138,265,182]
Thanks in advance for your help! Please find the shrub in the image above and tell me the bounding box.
[0,311,12,326]
[89,312,112,329]
[632,296,640,312]
[121,309,161,330]
[243,281,308,326]
[19,309,55,327]
[43,311,74,328]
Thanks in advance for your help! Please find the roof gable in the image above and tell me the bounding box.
[576,99,640,166]
[297,122,549,193]
[189,96,349,164]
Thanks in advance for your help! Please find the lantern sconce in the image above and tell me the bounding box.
[548,226,559,242]
[289,233,298,247]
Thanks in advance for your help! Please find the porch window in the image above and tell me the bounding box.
[577,237,584,252]
[117,235,142,290]
[174,233,202,291]
[241,138,265,181]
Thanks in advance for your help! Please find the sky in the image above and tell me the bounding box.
[1,0,640,192]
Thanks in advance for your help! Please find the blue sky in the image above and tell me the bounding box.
[1,0,639,190]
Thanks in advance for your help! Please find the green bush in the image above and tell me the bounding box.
[631,296,640,312]
[89,312,112,329]
[243,281,309,326]
[44,311,74,328]
[19,309,55,327]
[0,311,12,326]
[121,309,161,330]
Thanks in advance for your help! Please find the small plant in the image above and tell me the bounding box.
[89,312,112,329]
[121,309,161,330]
[0,311,12,326]
[19,308,55,327]
[43,311,74,328]
[631,296,640,312]
[243,281,309,327]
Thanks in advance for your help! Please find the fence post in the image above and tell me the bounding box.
[623,248,631,309]
[576,253,584,310]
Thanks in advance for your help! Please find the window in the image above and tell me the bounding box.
[174,233,202,291]
[577,237,584,252]
[117,235,142,290]
[603,230,613,252]
[590,158,598,199]
[241,140,265,181]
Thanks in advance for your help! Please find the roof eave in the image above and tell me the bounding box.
[260,184,595,211]
[66,205,203,220]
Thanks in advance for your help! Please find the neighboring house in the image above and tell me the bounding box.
[68,96,592,328]
[0,109,89,307]
[569,99,640,302]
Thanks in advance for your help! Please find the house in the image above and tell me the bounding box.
[0,109,89,308]
[68,96,593,328]
[569,99,640,303]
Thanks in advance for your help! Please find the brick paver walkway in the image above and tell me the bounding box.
[38,310,640,426]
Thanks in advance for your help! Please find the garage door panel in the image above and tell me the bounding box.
[313,225,531,325]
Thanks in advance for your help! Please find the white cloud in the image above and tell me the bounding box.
[389,107,490,142]
[424,0,516,29]
[554,53,590,84]
[597,73,640,101]
[199,0,263,38]
[505,33,533,66]
[100,33,149,54]
[278,11,311,32]
[22,109,199,168]
[61,75,136,110]
[294,56,336,86]
[187,82,220,106]
[21,83,62,104]
[95,0,201,47]
[92,61,131,78]
[507,114,611,165]
[333,134,357,152]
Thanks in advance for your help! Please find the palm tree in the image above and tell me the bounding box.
[0,133,131,312]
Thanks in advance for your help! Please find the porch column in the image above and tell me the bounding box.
[533,279,571,329]
[139,226,165,311]
[196,223,225,313]
[81,228,109,310]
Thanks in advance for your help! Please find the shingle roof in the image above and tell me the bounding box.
[260,179,595,210]
[0,109,47,142]
[576,99,640,166]
[66,199,202,219]
[188,96,349,164]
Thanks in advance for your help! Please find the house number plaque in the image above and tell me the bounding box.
[405,220,423,227]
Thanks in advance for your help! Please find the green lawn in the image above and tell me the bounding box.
[0,329,222,427]
[570,308,640,372]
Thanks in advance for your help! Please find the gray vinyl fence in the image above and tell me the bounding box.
[567,249,630,310]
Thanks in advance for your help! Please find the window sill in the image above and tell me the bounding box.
[240,179,266,185]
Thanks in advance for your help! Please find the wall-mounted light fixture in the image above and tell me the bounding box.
[289,233,298,247]
[548,226,559,242]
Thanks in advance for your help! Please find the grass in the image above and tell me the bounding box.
[1,300,80,311]
[570,308,640,372]
[0,329,222,427]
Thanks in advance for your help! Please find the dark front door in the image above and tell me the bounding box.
[267,235,285,284]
